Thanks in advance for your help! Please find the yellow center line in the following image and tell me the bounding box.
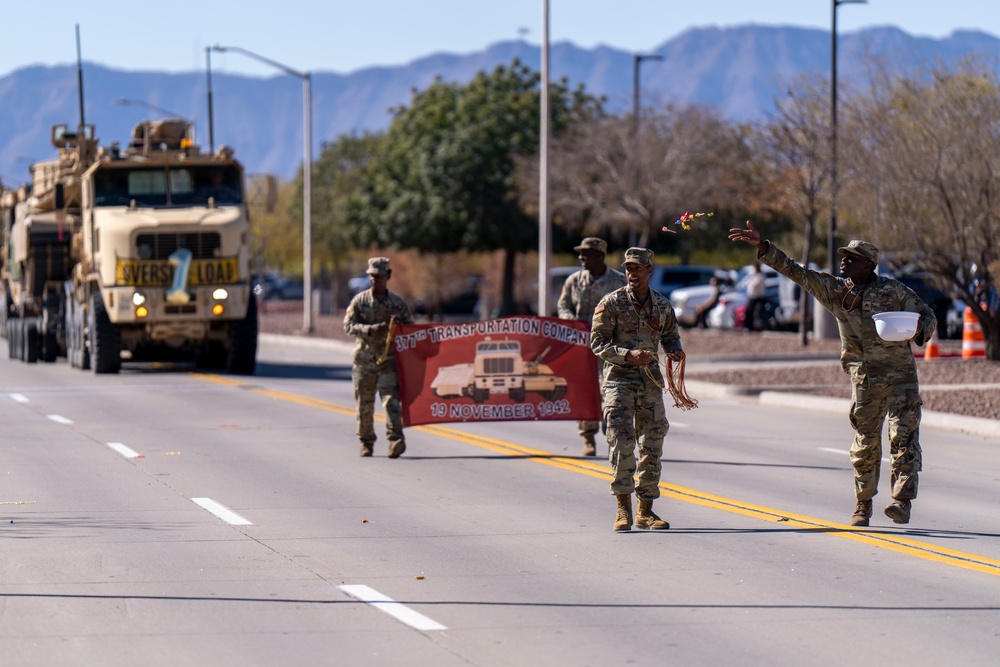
[193,373,1000,577]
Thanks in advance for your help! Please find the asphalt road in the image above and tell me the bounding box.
[1,338,998,666]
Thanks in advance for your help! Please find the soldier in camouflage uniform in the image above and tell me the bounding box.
[344,257,415,458]
[730,223,937,526]
[591,247,685,532]
[558,237,627,457]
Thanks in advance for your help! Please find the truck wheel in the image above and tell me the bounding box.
[196,341,227,370]
[88,293,121,374]
[226,294,258,375]
[472,387,489,404]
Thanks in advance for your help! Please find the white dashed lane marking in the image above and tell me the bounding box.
[338,584,447,631]
[106,442,143,459]
[191,498,252,525]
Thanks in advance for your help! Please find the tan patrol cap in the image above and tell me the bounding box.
[366,256,391,275]
[573,237,608,254]
[837,240,879,265]
[621,247,654,267]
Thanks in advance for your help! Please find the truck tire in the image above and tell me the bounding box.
[195,341,227,370]
[88,293,121,374]
[472,387,489,404]
[226,294,258,375]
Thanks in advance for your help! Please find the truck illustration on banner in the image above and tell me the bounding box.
[430,338,568,403]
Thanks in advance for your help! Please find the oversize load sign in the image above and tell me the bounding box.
[394,316,601,427]
[115,257,239,286]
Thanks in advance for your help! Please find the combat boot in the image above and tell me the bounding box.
[884,499,911,524]
[635,499,670,530]
[613,494,633,532]
[850,500,872,526]
[359,442,374,457]
[387,440,406,459]
[582,434,597,457]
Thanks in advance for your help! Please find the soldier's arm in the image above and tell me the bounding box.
[899,283,937,346]
[591,296,629,366]
[659,301,684,360]
[344,297,375,336]
[730,220,839,311]
[396,295,415,325]
[557,274,576,320]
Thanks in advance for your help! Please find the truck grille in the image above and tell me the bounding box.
[136,233,221,260]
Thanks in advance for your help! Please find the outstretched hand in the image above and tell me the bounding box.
[728,221,762,248]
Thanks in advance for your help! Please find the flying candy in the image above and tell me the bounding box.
[662,211,714,233]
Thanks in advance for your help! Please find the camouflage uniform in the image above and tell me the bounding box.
[758,241,936,503]
[591,251,683,500]
[344,258,414,454]
[558,241,627,440]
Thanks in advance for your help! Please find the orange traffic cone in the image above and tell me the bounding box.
[924,329,940,360]
[961,307,986,360]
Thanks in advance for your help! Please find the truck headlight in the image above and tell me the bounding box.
[212,288,229,300]
[132,291,147,306]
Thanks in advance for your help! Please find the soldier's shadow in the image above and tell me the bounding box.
[252,362,353,381]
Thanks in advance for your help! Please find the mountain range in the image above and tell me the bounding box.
[2,24,999,182]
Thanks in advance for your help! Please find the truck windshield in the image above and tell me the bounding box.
[93,166,243,208]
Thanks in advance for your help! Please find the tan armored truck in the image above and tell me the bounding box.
[430,338,567,403]
[0,119,257,374]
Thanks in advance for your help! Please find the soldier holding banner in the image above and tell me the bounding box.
[591,247,685,532]
[344,257,414,458]
[558,237,627,457]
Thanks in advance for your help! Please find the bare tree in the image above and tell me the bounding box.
[527,106,746,257]
[752,77,832,345]
[843,62,1000,359]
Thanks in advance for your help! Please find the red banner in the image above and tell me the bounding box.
[394,316,601,427]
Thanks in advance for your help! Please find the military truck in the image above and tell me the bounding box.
[430,338,567,403]
[0,119,257,374]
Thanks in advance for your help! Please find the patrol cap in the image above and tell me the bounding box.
[365,256,391,275]
[621,247,654,267]
[837,240,879,266]
[573,237,608,254]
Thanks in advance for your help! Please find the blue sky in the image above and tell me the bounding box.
[1,0,997,78]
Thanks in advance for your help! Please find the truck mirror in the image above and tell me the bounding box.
[55,183,65,210]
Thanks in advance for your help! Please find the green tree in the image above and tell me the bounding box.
[299,132,383,303]
[348,61,601,314]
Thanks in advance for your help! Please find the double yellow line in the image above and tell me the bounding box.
[197,373,1000,578]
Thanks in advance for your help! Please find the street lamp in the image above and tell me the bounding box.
[212,44,314,334]
[633,53,663,138]
[829,0,866,275]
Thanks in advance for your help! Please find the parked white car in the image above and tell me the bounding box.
[669,270,737,327]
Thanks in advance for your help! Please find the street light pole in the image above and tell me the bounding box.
[829,0,866,275]
[205,47,215,154]
[212,45,314,333]
[631,53,663,246]
[538,0,551,318]
[632,53,663,138]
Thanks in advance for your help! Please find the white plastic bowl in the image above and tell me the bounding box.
[872,311,919,341]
